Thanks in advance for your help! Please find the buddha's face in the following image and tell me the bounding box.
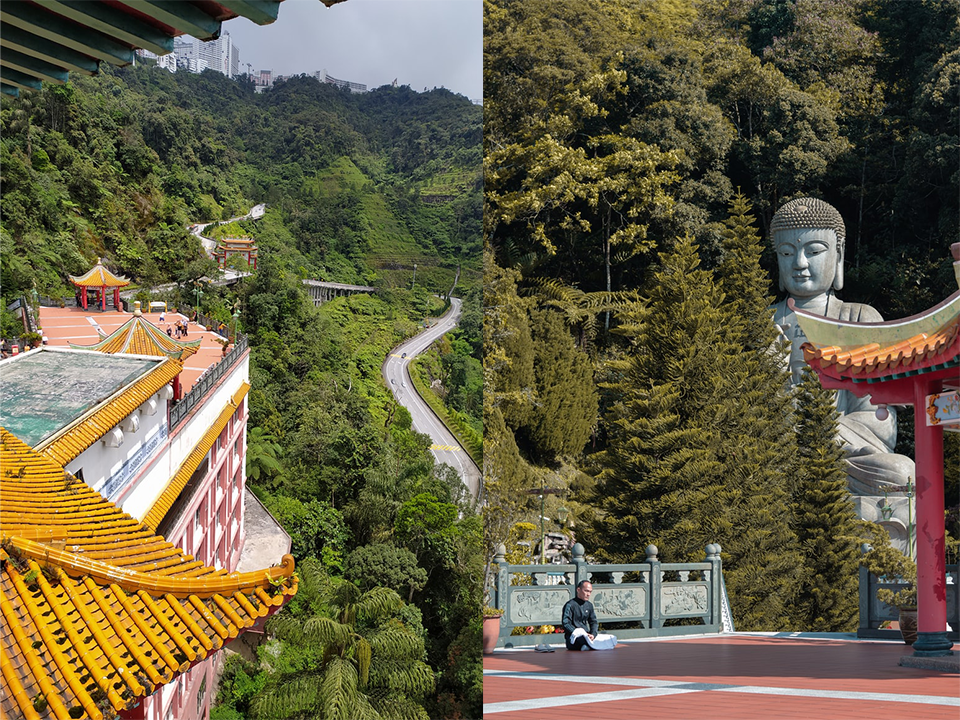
[775,228,840,299]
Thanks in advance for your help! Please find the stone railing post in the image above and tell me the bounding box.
[706,543,722,627]
[859,543,872,634]
[494,543,508,614]
[646,544,662,629]
[572,543,588,588]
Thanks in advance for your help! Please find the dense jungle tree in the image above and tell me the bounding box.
[252,561,434,720]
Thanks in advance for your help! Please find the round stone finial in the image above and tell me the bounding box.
[133,301,142,316]
[645,544,658,561]
[705,543,719,559]
[494,543,506,562]
[770,197,846,250]
[571,543,585,560]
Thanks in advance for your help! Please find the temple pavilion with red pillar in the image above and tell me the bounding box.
[213,237,258,271]
[794,243,960,657]
[69,258,130,311]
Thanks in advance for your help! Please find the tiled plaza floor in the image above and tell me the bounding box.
[483,633,959,720]
[36,306,233,391]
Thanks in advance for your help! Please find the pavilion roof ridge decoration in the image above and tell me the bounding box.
[69,311,202,361]
[67,258,130,288]
[0,428,297,720]
[34,353,183,467]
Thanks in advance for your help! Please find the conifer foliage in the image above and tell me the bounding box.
[585,228,801,631]
[791,368,861,631]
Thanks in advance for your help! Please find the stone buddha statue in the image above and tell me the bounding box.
[770,198,914,545]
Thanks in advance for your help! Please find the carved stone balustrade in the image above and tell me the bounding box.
[491,542,726,648]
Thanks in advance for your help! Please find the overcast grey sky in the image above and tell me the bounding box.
[223,0,482,100]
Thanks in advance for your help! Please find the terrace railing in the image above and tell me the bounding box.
[857,561,958,640]
[492,542,726,648]
[170,334,248,429]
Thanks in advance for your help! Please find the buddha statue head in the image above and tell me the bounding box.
[770,197,846,299]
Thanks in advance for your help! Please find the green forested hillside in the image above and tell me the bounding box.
[2,62,483,720]
[1,64,481,299]
[484,0,959,632]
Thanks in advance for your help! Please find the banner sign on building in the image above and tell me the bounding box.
[926,390,960,427]
[100,422,169,501]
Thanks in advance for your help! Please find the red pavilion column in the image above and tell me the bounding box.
[911,375,953,656]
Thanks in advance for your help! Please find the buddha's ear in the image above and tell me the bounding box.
[834,241,844,291]
[779,274,785,292]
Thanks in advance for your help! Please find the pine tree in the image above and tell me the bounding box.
[584,234,802,630]
[716,189,779,351]
[521,307,598,461]
[791,368,861,630]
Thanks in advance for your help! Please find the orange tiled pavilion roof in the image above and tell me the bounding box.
[795,290,960,384]
[0,428,297,720]
[69,305,201,362]
[68,259,130,289]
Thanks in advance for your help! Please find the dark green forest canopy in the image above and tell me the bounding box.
[484,0,959,321]
[483,0,960,633]
[1,64,481,302]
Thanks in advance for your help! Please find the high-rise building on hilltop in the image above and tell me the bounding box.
[174,33,239,78]
[318,69,367,93]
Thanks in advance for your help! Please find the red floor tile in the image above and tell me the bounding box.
[484,634,959,719]
[37,306,236,393]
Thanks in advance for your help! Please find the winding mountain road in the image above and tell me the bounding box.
[382,297,482,499]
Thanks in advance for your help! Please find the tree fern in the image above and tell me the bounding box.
[258,576,433,719]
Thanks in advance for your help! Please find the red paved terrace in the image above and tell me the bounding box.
[483,633,959,720]
[36,305,233,392]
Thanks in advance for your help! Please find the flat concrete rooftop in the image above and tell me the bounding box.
[36,305,238,393]
[0,347,162,446]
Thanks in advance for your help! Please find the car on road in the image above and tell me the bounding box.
[402,381,406,388]
[401,352,407,358]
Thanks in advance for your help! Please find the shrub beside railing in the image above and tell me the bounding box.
[857,562,958,640]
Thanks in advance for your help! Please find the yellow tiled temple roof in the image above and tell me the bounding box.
[142,382,250,531]
[37,357,183,468]
[69,312,201,362]
[0,428,297,720]
[68,259,130,288]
